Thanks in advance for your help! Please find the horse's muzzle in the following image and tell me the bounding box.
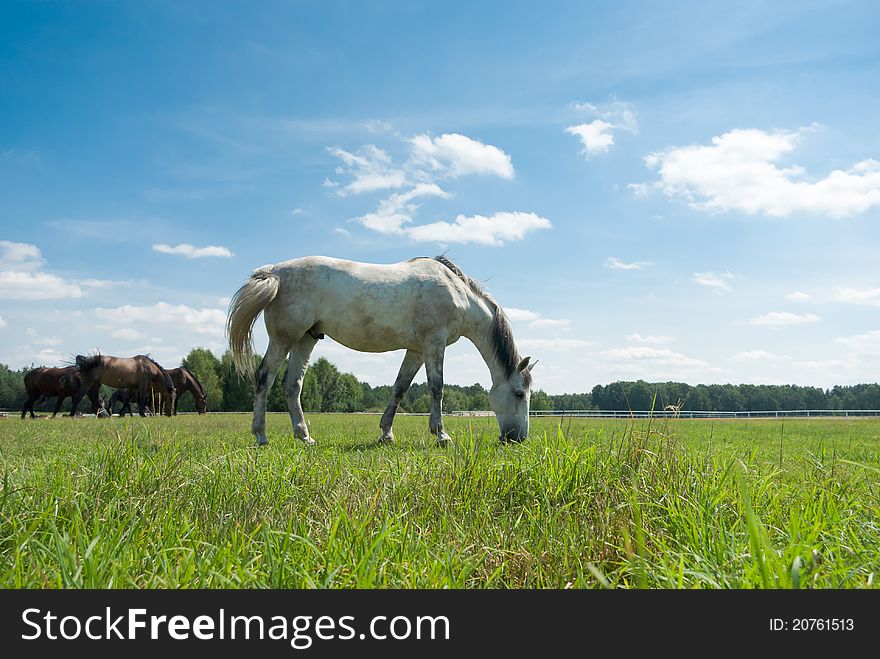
[499,429,528,443]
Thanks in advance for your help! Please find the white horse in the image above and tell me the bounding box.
[226,255,536,446]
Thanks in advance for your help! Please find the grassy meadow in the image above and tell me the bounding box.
[0,412,878,588]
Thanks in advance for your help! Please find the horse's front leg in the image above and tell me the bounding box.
[51,395,65,418]
[70,373,99,417]
[424,343,451,447]
[379,349,423,444]
[87,387,102,415]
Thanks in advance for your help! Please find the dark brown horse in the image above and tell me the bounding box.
[166,367,208,414]
[109,368,207,416]
[106,387,155,416]
[73,354,175,417]
[21,366,101,418]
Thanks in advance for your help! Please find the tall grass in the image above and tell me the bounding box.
[0,414,877,588]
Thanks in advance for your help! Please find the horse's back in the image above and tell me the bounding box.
[264,256,471,351]
[25,366,76,395]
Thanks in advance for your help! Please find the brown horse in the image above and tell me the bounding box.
[166,367,208,414]
[21,366,102,418]
[110,368,207,416]
[106,387,156,416]
[73,354,175,417]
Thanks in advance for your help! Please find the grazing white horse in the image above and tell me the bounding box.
[226,255,535,446]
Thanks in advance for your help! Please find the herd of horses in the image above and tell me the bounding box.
[20,354,207,419]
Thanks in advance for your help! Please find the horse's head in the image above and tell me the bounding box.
[489,356,535,442]
[195,395,207,414]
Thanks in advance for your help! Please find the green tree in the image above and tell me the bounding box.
[441,387,467,413]
[301,368,321,411]
[530,389,552,411]
[181,348,223,412]
[219,351,258,412]
[410,393,430,413]
[334,373,364,412]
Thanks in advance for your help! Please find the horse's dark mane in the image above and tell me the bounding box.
[431,255,529,385]
[139,354,174,392]
[183,367,206,398]
[431,255,486,297]
[76,353,103,370]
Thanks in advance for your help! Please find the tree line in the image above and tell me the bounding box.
[1,351,878,413]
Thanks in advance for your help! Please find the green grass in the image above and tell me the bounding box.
[1,413,878,588]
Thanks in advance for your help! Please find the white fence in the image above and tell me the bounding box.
[522,409,880,419]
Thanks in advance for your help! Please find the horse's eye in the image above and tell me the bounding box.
[515,390,525,399]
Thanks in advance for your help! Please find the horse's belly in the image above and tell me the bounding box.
[323,322,413,353]
[103,374,133,388]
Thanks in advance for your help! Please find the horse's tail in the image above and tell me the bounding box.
[226,265,280,380]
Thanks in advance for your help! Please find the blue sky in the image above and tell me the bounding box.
[1,0,879,394]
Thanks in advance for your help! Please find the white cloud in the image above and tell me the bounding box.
[834,287,880,307]
[567,101,638,158]
[404,211,551,246]
[326,145,406,195]
[626,333,673,344]
[530,318,571,329]
[363,119,393,134]
[0,271,84,300]
[748,311,821,327]
[409,133,514,179]
[505,307,570,329]
[218,296,231,306]
[505,308,540,322]
[356,183,450,235]
[833,329,880,358]
[606,257,652,270]
[290,208,306,216]
[329,132,545,245]
[566,120,616,156]
[730,350,787,361]
[601,346,708,368]
[33,336,61,346]
[111,328,144,341]
[0,240,45,272]
[94,303,226,336]
[793,359,850,370]
[693,271,735,292]
[153,243,234,258]
[0,315,6,329]
[33,348,64,364]
[638,127,880,218]
[786,291,811,302]
[519,338,594,351]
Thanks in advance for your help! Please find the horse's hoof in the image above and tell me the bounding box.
[378,434,394,445]
[303,437,316,446]
[436,435,451,448]
[255,436,269,446]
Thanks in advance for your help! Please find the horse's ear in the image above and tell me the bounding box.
[517,356,531,372]
[527,359,538,372]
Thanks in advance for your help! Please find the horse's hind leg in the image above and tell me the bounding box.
[252,339,291,446]
[21,393,38,419]
[379,349,424,444]
[283,335,318,445]
[51,395,65,418]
